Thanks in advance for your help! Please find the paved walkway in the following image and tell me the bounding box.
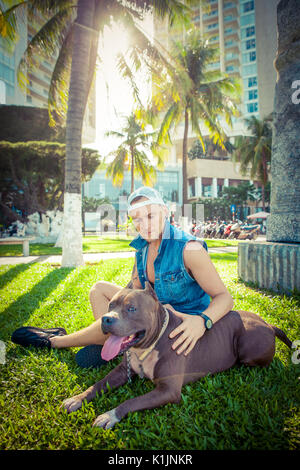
[0,245,239,266]
[0,234,267,267]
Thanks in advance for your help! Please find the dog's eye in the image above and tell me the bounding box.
[127,306,136,312]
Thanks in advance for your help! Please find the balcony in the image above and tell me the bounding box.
[224,28,239,40]
[225,53,240,65]
[204,22,219,33]
[223,2,238,17]
[223,15,239,29]
[207,61,221,71]
[225,40,240,54]
[225,65,240,75]
[203,9,218,20]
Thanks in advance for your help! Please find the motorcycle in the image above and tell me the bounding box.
[222,223,233,239]
[238,224,260,240]
[228,221,243,239]
[215,222,226,239]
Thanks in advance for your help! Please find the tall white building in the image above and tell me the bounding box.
[153,0,279,202]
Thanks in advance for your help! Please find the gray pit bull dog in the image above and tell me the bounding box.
[63,282,292,429]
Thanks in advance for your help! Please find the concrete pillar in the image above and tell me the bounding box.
[267,0,300,243]
[238,0,300,294]
[238,242,300,293]
[212,177,218,198]
[195,176,202,198]
[23,240,29,257]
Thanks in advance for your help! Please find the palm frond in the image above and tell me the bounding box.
[133,149,157,186]
[0,0,27,45]
[48,22,73,126]
[116,52,144,107]
[106,147,128,187]
[17,6,73,90]
[157,101,181,145]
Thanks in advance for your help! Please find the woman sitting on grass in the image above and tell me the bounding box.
[12,186,234,368]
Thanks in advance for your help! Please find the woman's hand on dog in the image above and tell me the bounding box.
[163,304,206,356]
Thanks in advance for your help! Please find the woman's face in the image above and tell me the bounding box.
[129,197,168,241]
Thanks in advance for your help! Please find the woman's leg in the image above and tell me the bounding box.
[50,281,123,349]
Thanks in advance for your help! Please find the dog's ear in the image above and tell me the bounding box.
[144,281,158,299]
[125,280,133,289]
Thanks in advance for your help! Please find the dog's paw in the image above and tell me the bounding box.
[93,408,120,429]
[62,395,84,413]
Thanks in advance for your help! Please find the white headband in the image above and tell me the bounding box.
[128,200,167,213]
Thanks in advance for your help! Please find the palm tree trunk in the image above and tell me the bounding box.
[261,184,266,211]
[182,108,189,212]
[61,0,96,267]
[127,146,135,237]
[130,146,135,193]
[261,148,268,211]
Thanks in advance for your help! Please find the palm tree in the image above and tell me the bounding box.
[232,115,272,210]
[105,113,167,193]
[147,29,240,209]
[0,0,198,266]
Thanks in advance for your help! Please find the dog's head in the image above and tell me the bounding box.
[101,282,165,361]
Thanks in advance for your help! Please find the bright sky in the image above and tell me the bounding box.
[93,14,153,158]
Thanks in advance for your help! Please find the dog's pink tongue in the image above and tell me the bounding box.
[101,335,126,361]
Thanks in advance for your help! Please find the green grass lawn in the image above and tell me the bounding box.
[0,253,299,450]
[0,236,238,257]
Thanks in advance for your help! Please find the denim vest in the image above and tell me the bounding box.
[129,219,211,315]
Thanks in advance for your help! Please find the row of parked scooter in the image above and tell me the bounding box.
[190,220,261,240]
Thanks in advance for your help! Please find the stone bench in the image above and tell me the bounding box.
[0,237,35,256]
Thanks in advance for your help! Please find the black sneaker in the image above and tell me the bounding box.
[75,345,108,369]
[11,326,67,349]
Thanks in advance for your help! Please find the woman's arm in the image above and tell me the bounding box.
[168,240,234,356]
[126,258,143,289]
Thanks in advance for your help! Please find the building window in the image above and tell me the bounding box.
[248,89,258,100]
[206,22,218,30]
[26,95,32,103]
[246,38,256,50]
[203,185,212,198]
[242,51,256,64]
[248,76,257,87]
[243,1,254,13]
[203,9,217,19]
[247,102,258,113]
[245,25,255,37]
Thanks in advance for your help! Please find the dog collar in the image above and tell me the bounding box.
[126,306,169,382]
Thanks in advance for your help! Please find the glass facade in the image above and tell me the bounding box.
[239,0,259,117]
[83,168,180,208]
[0,38,15,99]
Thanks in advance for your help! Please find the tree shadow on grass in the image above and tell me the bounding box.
[0,257,60,289]
[0,263,33,290]
[0,264,74,340]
